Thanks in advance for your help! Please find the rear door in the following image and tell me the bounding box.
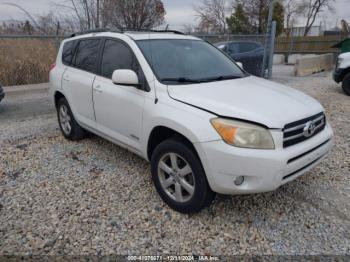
[62,38,102,127]
[92,39,147,151]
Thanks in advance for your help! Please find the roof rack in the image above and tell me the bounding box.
[70,28,185,38]
[122,28,185,35]
[70,28,122,37]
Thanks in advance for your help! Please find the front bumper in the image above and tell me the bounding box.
[333,68,345,83]
[0,87,5,102]
[195,123,333,195]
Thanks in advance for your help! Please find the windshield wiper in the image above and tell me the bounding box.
[161,75,244,84]
[199,75,243,82]
[160,77,202,83]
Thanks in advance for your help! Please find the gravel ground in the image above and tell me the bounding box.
[0,66,349,256]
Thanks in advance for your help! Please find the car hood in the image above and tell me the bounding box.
[167,76,324,128]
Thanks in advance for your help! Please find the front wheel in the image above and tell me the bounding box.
[342,73,350,96]
[151,138,215,213]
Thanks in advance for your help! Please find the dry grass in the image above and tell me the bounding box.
[0,39,57,86]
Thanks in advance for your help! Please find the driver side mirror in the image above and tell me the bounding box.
[112,69,140,87]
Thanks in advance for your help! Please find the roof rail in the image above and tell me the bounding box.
[121,28,185,35]
[70,28,185,38]
[70,28,122,38]
[151,29,185,35]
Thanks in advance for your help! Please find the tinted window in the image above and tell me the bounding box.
[101,40,137,78]
[228,43,239,53]
[239,42,260,53]
[62,40,77,66]
[74,39,101,73]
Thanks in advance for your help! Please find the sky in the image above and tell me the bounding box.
[0,0,349,30]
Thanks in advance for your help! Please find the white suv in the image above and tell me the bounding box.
[333,52,350,95]
[50,29,334,213]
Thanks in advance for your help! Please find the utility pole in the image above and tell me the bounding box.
[96,0,100,28]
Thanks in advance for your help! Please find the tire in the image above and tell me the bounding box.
[57,97,86,140]
[342,73,350,96]
[151,138,215,213]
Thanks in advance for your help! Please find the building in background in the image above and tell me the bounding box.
[285,24,324,37]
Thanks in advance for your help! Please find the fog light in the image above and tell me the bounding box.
[234,176,245,186]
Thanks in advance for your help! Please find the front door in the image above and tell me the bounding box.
[93,39,146,151]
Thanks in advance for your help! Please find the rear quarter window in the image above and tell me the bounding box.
[62,40,77,66]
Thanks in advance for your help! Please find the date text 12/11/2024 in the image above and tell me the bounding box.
[127,255,220,261]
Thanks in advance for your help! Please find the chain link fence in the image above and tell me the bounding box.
[0,32,276,86]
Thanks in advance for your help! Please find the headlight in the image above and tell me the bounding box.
[211,118,275,149]
[337,58,344,68]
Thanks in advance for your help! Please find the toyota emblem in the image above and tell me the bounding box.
[304,121,316,137]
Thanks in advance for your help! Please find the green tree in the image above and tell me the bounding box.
[23,20,34,35]
[226,3,252,34]
[270,1,284,36]
[226,0,284,36]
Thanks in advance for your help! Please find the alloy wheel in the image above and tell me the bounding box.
[157,153,195,203]
[59,104,72,135]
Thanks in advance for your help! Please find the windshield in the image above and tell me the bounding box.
[137,39,246,84]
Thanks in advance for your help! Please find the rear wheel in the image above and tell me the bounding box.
[57,97,86,140]
[151,138,215,213]
[342,73,350,96]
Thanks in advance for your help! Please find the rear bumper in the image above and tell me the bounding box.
[195,123,333,195]
[333,68,344,83]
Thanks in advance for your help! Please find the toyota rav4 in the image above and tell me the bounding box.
[50,29,334,213]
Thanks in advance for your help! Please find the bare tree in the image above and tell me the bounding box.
[182,23,196,34]
[57,0,165,30]
[300,0,335,36]
[108,0,166,29]
[194,0,231,34]
[3,2,48,34]
[284,0,299,35]
[62,0,97,30]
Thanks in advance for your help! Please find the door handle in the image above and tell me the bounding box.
[93,85,103,93]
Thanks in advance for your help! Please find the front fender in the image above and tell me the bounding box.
[141,98,221,157]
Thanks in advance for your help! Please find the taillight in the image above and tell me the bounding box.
[50,63,56,71]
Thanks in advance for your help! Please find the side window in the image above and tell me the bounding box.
[74,39,101,73]
[228,43,239,54]
[62,40,77,66]
[239,43,258,53]
[101,40,137,78]
[101,39,148,90]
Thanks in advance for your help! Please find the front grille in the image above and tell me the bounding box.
[283,112,326,148]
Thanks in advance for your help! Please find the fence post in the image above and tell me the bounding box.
[267,21,276,79]
[261,0,274,78]
[288,30,295,63]
[55,21,61,52]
